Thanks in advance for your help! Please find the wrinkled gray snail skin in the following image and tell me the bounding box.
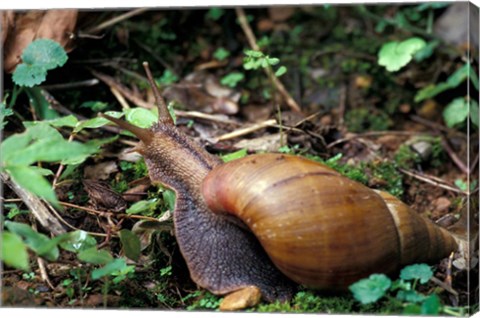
[100,62,458,302]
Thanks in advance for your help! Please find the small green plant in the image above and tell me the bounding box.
[349,263,443,315]
[186,291,221,310]
[243,50,287,77]
[12,39,68,87]
[378,37,426,72]
[156,69,178,85]
[213,47,230,61]
[205,8,225,21]
[220,72,245,88]
[0,102,13,129]
[0,122,99,206]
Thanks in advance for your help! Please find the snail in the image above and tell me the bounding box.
[100,62,459,302]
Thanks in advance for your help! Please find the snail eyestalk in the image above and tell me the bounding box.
[142,61,173,125]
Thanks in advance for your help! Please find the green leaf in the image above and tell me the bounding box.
[1,231,30,271]
[414,82,451,102]
[0,102,13,129]
[443,98,469,128]
[126,199,159,215]
[213,47,230,61]
[396,290,426,303]
[471,100,479,127]
[446,63,469,87]
[267,57,280,65]
[4,221,59,261]
[12,39,67,87]
[21,39,68,70]
[421,294,441,315]
[59,231,98,253]
[220,72,245,88]
[220,148,248,162]
[125,107,158,128]
[414,40,439,62]
[349,274,392,304]
[12,64,47,87]
[6,166,58,206]
[78,247,113,265]
[400,264,433,284]
[378,37,427,72]
[44,115,79,128]
[162,189,176,212]
[91,258,128,280]
[275,66,287,77]
[119,229,141,261]
[73,111,123,133]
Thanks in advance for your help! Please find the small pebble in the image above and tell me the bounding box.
[219,286,262,311]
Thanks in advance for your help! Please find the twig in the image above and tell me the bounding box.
[110,86,131,110]
[31,222,56,290]
[215,119,277,141]
[45,202,108,237]
[39,79,99,91]
[37,258,55,290]
[399,168,467,195]
[441,136,469,175]
[235,7,301,113]
[327,131,435,149]
[1,172,65,235]
[85,8,149,34]
[59,201,165,223]
[52,134,77,189]
[175,110,240,126]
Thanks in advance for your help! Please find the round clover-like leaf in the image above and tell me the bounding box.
[378,37,426,72]
[400,263,433,284]
[349,273,392,304]
[21,38,68,70]
[12,64,47,87]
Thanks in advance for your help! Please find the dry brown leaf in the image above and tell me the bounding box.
[268,7,296,22]
[1,11,15,45]
[3,9,78,72]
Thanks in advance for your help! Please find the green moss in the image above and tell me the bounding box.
[394,144,422,169]
[368,161,404,197]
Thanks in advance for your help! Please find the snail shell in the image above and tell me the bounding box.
[201,153,458,289]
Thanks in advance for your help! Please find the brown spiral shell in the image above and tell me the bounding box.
[201,153,458,290]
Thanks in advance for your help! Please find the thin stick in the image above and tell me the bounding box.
[235,7,301,113]
[142,61,173,124]
[59,201,165,223]
[216,119,277,141]
[86,8,149,34]
[327,131,435,148]
[441,136,469,175]
[45,202,108,237]
[175,110,240,126]
[110,86,131,110]
[399,168,467,195]
[39,79,99,91]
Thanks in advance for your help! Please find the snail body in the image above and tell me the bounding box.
[100,63,458,302]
